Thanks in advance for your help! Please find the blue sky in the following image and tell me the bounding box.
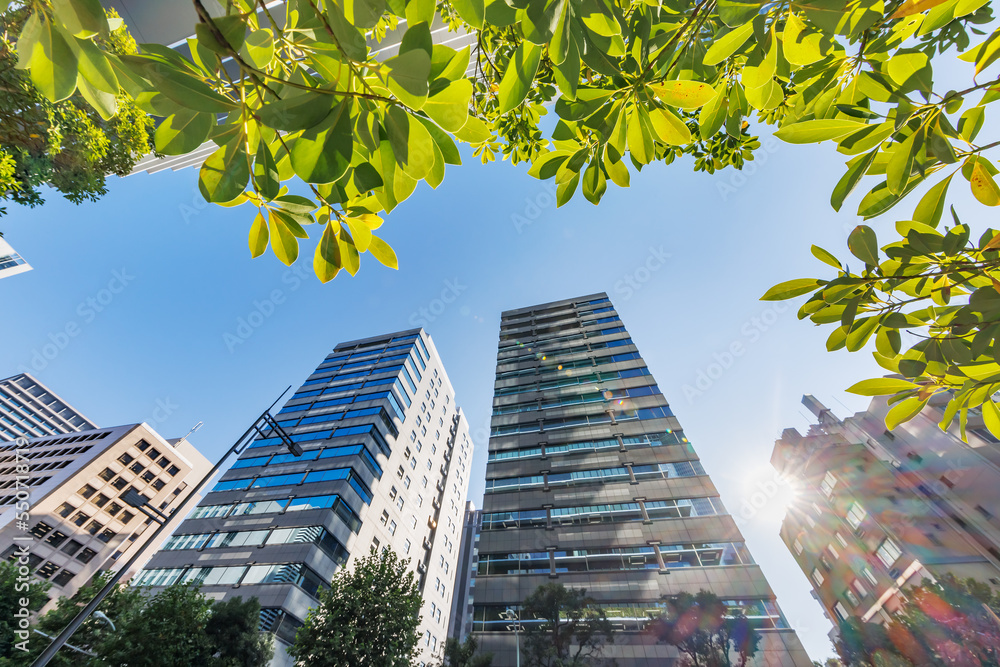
[6,129,982,660]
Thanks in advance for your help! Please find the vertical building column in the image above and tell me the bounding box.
[649,541,668,573]
[541,470,550,491]
[547,548,557,578]
[625,463,637,485]
[544,505,554,530]
[616,434,626,452]
[636,498,651,524]
[539,441,547,459]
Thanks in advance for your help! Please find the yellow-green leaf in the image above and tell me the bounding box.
[249,212,269,258]
[649,80,717,110]
[368,234,398,269]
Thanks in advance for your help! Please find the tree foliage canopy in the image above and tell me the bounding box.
[650,590,762,667]
[437,635,494,667]
[287,548,423,667]
[15,0,1000,430]
[0,3,152,215]
[834,575,1000,667]
[0,576,272,667]
[520,583,615,667]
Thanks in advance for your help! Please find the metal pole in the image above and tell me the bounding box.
[30,389,293,667]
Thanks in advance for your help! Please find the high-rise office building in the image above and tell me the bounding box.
[448,501,483,643]
[0,423,211,612]
[136,329,474,666]
[0,237,32,280]
[772,394,1000,629]
[472,293,810,666]
[0,374,97,441]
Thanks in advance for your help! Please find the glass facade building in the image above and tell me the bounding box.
[139,329,474,666]
[0,373,97,443]
[472,293,811,666]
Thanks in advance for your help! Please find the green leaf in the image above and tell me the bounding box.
[23,17,78,102]
[384,106,436,180]
[848,225,879,265]
[761,278,825,300]
[498,40,542,113]
[249,212,269,258]
[582,160,607,204]
[149,65,236,113]
[385,49,432,109]
[199,140,250,203]
[704,22,754,65]
[886,128,922,195]
[451,0,486,27]
[72,36,118,94]
[76,76,116,119]
[368,234,399,269]
[717,0,763,27]
[876,327,901,356]
[253,141,280,200]
[423,79,472,132]
[314,222,342,283]
[831,150,876,212]
[885,396,927,430]
[912,173,954,227]
[647,106,692,145]
[290,102,353,184]
[970,159,1000,206]
[699,89,728,140]
[811,245,841,269]
[982,400,1000,441]
[846,316,880,351]
[345,0,387,29]
[241,29,274,69]
[268,209,300,266]
[782,11,827,66]
[52,0,106,37]
[626,104,654,164]
[325,0,369,60]
[774,119,869,144]
[154,109,216,155]
[194,15,245,53]
[257,93,334,132]
[649,80,717,110]
[345,218,373,252]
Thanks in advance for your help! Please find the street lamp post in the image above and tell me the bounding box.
[30,390,299,667]
[501,608,521,667]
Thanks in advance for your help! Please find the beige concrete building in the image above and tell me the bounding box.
[772,394,1000,630]
[0,423,211,611]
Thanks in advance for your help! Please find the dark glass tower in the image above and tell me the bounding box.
[471,293,810,666]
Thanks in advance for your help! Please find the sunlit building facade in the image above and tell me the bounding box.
[472,293,811,666]
[772,394,1000,630]
[137,329,474,666]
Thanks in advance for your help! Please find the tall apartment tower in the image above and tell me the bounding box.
[0,374,97,441]
[137,329,474,667]
[472,293,810,667]
[448,501,483,643]
[0,423,211,612]
[772,394,1000,629]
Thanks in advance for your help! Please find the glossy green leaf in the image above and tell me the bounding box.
[290,102,353,184]
[717,0,763,27]
[385,49,431,109]
[368,234,399,269]
[761,278,825,300]
[498,40,542,113]
[848,225,879,265]
[423,79,472,132]
[241,29,274,69]
[249,212,269,258]
[314,223,342,283]
[831,150,876,212]
[774,119,869,144]
[811,245,842,269]
[155,109,216,155]
[912,173,954,227]
[257,93,334,132]
[149,66,236,112]
[73,36,118,94]
[885,396,927,430]
[704,22,754,65]
[582,160,607,204]
[22,17,78,102]
[451,0,486,27]
[648,106,692,145]
[52,0,106,37]
[268,209,300,266]
[649,80,717,110]
[199,140,250,203]
[253,141,281,201]
[384,106,437,180]
[345,0,387,29]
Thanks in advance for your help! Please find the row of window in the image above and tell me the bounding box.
[134,562,328,598]
[211,466,373,504]
[500,297,611,330]
[496,337,634,367]
[483,496,727,529]
[231,443,382,479]
[495,366,651,397]
[492,383,662,416]
[189,493,362,532]
[248,422,391,457]
[472,598,788,632]
[163,524,348,564]
[477,541,753,575]
[495,350,641,381]
[488,430,688,462]
[497,325,625,359]
[490,405,674,437]
[485,460,706,493]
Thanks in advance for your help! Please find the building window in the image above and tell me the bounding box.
[137,440,150,451]
[793,538,805,556]
[389,486,398,500]
[45,531,68,547]
[835,532,848,548]
[852,579,869,598]
[833,602,850,622]
[52,570,75,587]
[396,497,404,511]
[85,521,103,535]
[98,468,116,482]
[111,478,128,490]
[72,512,90,526]
[78,484,97,498]
[93,494,109,507]
[76,548,97,563]
[846,502,867,530]
[862,567,878,587]
[381,511,389,525]
[57,503,75,518]
[388,521,397,536]
[167,465,180,476]
[147,448,161,460]
[404,476,411,489]
[404,539,411,554]
[151,479,166,491]
[118,453,134,465]
[130,462,144,474]
[876,538,902,569]
[827,544,840,560]
[811,568,825,587]
[820,471,837,497]
[37,562,59,579]
[61,540,82,556]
